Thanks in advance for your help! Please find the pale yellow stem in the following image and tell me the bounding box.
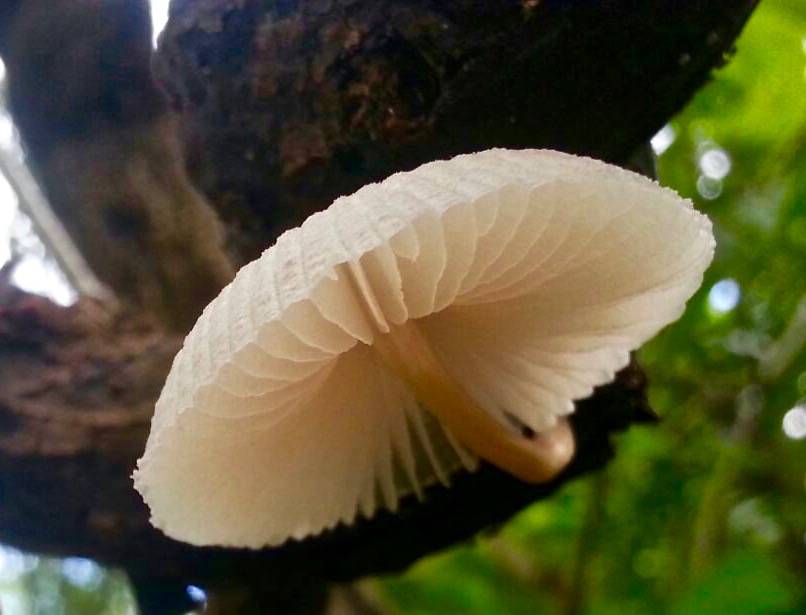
[373,320,575,484]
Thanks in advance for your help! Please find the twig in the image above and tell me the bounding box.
[0,150,113,302]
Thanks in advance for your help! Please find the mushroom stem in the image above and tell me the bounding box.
[373,320,575,484]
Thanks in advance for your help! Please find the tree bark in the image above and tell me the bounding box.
[157,0,757,263]
[1,0,234,331]
[0,0,758,613]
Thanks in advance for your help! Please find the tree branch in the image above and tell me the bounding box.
[0,0,234,331]
[158,0,758,262]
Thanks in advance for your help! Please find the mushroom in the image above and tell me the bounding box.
[134,148,714,548]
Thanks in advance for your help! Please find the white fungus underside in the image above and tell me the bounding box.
[134,149,714,548]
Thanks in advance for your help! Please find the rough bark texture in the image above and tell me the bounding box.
[157,0,757,264]
[0,0,758,613]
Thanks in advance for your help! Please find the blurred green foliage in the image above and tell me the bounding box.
[375,1,806,613]
[0,551,135,615]
[1,0,805,613]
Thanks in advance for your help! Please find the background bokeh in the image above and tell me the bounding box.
[0,0,804,613]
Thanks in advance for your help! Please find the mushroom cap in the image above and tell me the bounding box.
[134,149,714,548]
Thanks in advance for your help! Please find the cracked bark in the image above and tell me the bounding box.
[0,1,758,613]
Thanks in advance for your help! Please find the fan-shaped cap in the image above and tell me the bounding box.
[134,149,714,548]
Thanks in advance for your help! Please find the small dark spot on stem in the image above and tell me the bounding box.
[502,410,535,439]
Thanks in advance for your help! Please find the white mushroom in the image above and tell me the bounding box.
[133,148,714,548]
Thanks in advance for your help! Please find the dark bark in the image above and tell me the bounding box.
[0,0,758,613]
[157,0,757,264]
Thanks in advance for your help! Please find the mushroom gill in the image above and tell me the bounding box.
[371,318,575,484]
